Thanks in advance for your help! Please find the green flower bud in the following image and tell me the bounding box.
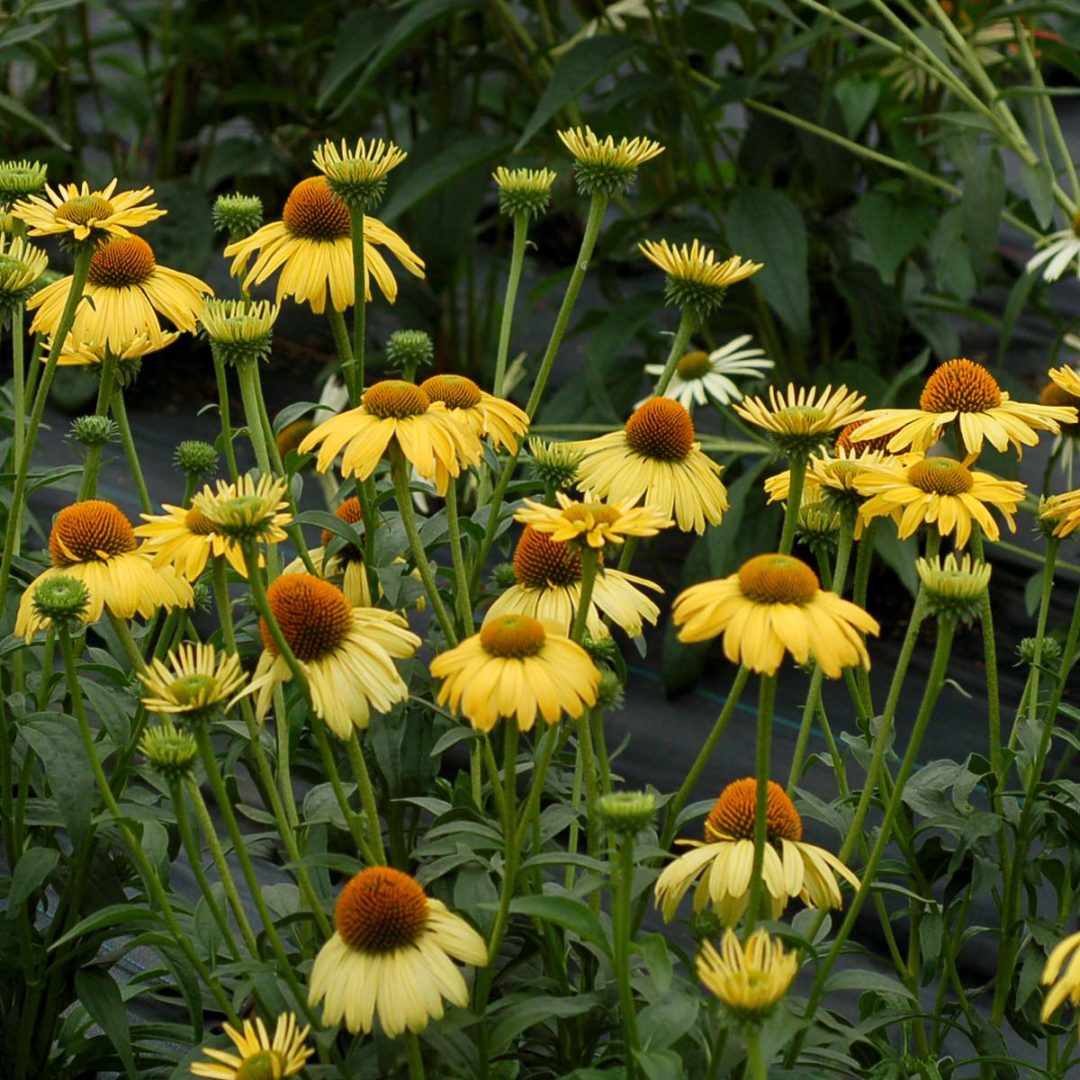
[174,439,219,479]
[212,193,263,240]
[916,553,991,624]
[491,562,518,590]
[1017,635,1062,671]
[0,159,47,209]
[598,790,656,836]
[139,721,199,782]
[528,438,582,492]
[385,330,434,379]
[31,574,90,631]
[69,414,119,448]
[200,298,278,368]
[493,167,557,219]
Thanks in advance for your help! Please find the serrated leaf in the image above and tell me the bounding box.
[726,188,808,338]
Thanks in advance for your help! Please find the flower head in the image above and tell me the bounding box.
[855,455,1025,548]
[52,330,179,372]
[69,415,119,449]
[224,176,424,313]
[598,790,656,837]
[249,574,419,738]
[570,397,728,533]
[485,525,661,639]
[190,475,291,545]
[493,166,557,218]
[1041,930,1080,1025]
[30,573,90,634]
[853,359,1076,457]
[138,721,198,783]
[639,239,762,317]
[673,553,879,677]
[212,192,264,240]
[734,384,866,458]
[1042,488,1080,539]
[655,778,859,924]
[0,234,48,316]
[314,137,407,211]
[309,867,487,1035]
[16,500,193,639]
[698,930,799,1021]
[916,553,991,622]
[644,336,773,411]
[0,159,47,209]
[12,180,164,246]
[28,234,211,352]
[420,373,529,452]
[1027,214,1080,283]
[173,439,218,480]
[558,125,664,196]
[430,614,600,732]
[191,1013,312,1080]
[298,379,484,495]
[200,298,279,367]
[528,437,582,491]
[139,642,246,724]
[385,328,434,377]
[515,490,673,549]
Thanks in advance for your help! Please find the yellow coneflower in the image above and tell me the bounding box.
[28,235,211,352]
[852,358,1076,457]
[515,490,673,549]
[734,383,866,456]
[1041,930,1080,1025]
[1043,488,1080,538]
[673,553,879,677]
[314,137,407,211]
[854,455,1025,547]
[11,179,163,243]
[833,417,898,455]
[655,778,860,924]
[420,373,530,452]
[570,397,728,534]
[309,866,487,1036]
[298,379,483,495]
[493,166,557,219]
[558,126,664,196]
[190,474,292,545]
[0,233,48,307]
[697,929,799,1020]
[292,495,371,606]
[639,239,762,315]
[485,526,661,638]
[191,1013,312,1080]
[139,642,247,723]
[224,176,424,313]
[1049,365,1080,400]
[430,614,600,732]
[16,500,193,639]
[248,574,419,739]
[53,329,179,368]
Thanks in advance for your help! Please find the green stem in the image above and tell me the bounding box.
[326,306,354,388]
[969,528,1003,795]
[494,212,529,398]
[1024,538,1059,729]
[170,778,244,961]
[406,1033,427,1080]
[652,308,696,396]
[349,211,367,403]
[184,775,261,956]
[390,447,458,644]
[309,715,375,862]
[745,1028,767,1080]
[345,731,387,865]
[444,480,473,634]
[79,351,119,500]
[613,833,641,1078]
[778,454,808,554]
[236,361,272,475]
[59,627,237,1022]
[524,192,608,419]
[795,618,956,1054]
[11,307,25,479]
[743,674,777,936]
[577,712,600,866]
[0,246,93,603]
[570,548,600,644]
[111,387,152,513]
[212,350,240,481]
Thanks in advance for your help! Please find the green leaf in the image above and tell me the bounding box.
[332,0,477,117]
[726,188,809,338]
[381,135,515,224]
[1022,162,1055,229]
[81,679,132,749]
[833,78,879,138]
[507,895,610,954]
[638,994,698,1049]
[75,969,136,1078]
[0,89,69,148]
[6,847,59,912]
[698,1,755,31]
[854,189,936,283]
[962,145,1005,279]
[20,715,97,847]
[516,35,640,150]
[635,1048,685,1080]
[51,902,163,950]
[489,993,601,1053]
[635,933,674,995]
[824,969,916,1001]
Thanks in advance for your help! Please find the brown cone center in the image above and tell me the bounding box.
[907,458,974,495]
[335,866,429,953]
[88,236,156,288]
[737,554,819,605]
[513,526,583,589]
[421,374,483,409]
[363,379,430,419]
[261,574,353,661]
[919,358,1002,414]
[625,398,695,461]
[281,177,351,240]
[50,500,137,565]
[705,778,803,843]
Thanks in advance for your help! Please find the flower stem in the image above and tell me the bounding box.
[309,714,375,862]
[613,831,642,1078]
[345,730,387,865]
[652,308,696,396]
[349,211,367,402]
[444,479,473,634]
[79,351,119,501]
[494,212,529,398]
[406,1033,427,1080]
[794,617,956,1055]
[212,350,240,481]
[58,627,237,1023]
[745,1028,767,1080]
[389,447,458,644]
[110,386,152,513]
[236,360,272,476]
[0,245,93,603]
[524,192,608,419]
[778,453,808,554]
[326,306,354,394]
[743,673,777,937]
[570,548,600,644]
[10,307,25,478]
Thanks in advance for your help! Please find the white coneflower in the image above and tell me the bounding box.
[1027,213,1080,283]
[642,335,773,410]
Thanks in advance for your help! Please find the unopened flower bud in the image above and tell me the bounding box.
[212,193,263,240]
[70,414,119,448]
[493,166,557,219]
[385,330,434,380]
[31,574,89,631]
[139,721,199,782]
[174,440,218,479]
[598,790,656,837]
